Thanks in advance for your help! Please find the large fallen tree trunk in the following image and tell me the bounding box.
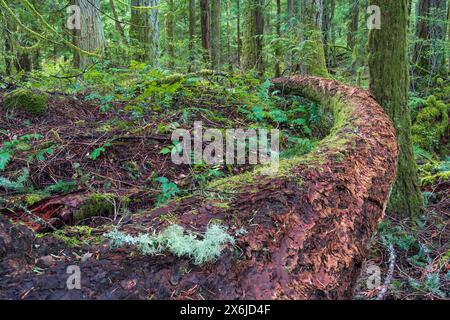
[0,76,398,300]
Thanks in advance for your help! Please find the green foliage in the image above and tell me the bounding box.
[89,142,111,160]
[409,274,446,298]
[104,224,235,265]
[412,95,448,153]
[154,176,179,206]
[0,133,43,171]
[3,88,49,115]
[0,169,31,193]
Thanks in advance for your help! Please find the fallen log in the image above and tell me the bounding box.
[0,76,398,300]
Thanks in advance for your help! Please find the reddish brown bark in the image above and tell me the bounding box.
[0,76,398,300]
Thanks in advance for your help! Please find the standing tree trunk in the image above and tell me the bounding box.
[369,0,423,218]
[188,0,195,70]
[236,0,241,67]
[72,0,106,68]
[287,0,294,26]
[274,0,281,77]
[243,0,264,75]
[3,14,14,75]
[130,0,160,64]
[413,0,448,80]
[165,0,175,68]
[322,0,335,68]
[200,0,210,62]
[347,0,359,51]
[210,0,221,70]
[109,0,128,44]
[297,0,329,77]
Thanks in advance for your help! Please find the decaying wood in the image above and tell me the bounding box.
[0,76,398,300]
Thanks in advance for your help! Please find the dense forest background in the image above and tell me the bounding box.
[0,0,449,300]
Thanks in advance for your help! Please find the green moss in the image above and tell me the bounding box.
[412,95,448,153]
[25,193,44,206]
[421,171,450,187]
[3,88,49,116]
[51,226,104,247]
[73,193,115,221]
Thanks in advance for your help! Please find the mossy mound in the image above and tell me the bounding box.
[412,95,449,153]
[73,193,115,221]
[3,88,49,116]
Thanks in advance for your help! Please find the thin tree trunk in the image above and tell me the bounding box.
[414,0,447,79]
[369,0,423,218]
[189,0,195,70]
[210,0,221,70]
[109,0,128,44]
[347,0,359,51]
[200,0,211,62]
[236,0,241,67]
[243,0,264,75]
[322,0,335,69]
[275,0,281,77]
[166,0,175,68]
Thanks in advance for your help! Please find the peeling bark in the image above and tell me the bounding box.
[0,76,398,300]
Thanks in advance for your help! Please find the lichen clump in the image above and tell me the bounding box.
[3,88,49,116]
[105,224,235,265]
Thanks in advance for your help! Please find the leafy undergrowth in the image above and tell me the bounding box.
[0,63,327,259]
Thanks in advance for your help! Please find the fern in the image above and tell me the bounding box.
[0,169,31,193]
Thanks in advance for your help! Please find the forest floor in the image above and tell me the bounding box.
[0,69,448,299]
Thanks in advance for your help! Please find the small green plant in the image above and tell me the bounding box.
[89,142,111,160]
[0,133,43,171]
[104,224,235,265]
[154,176,180,206]
[0,169,31,193]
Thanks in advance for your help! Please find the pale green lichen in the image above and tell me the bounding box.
[104,224,235,265]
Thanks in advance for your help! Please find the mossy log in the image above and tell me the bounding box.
[0,76,398,300]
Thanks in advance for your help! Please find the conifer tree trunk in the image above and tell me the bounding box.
[130,0,160,64]
[243,0,264,75]
[413,0,447,78]
[369,0,423,218]
[189,0,195,70]
[166,0,175,68]
[275,0,281,77]
[200,0,210,62]
[236,0,241,67]
[347,0,359,51]
[72,0,106,68]
[109,0,127,44]
[210,0,221,70]
[322,0,335,68]
[297,0,329,77]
